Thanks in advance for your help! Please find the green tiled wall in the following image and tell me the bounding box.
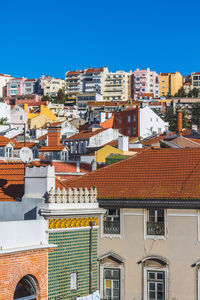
[48,229,98,299]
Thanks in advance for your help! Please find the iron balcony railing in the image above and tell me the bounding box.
[104,220,120,235]
[147,221,165,236]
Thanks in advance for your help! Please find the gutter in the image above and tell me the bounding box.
[98,198,200,209]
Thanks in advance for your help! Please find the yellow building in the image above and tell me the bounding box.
[24,104,57,129]
[103,71,131,101]
[95,145,135,163]
[159,71,183,97]
[43,78,65,99]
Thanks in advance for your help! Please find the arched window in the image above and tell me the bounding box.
[14,275,37,300]
[138,256,168,300]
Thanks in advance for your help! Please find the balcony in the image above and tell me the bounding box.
[103,220,120,235]
[147,221,164,235]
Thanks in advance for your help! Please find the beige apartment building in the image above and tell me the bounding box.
[159,71,183,97]
[103,71,131,101]
[64,148,200,300]
[65,70,84,100]
[43,78,65,98]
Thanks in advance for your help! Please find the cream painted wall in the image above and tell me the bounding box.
[98,208,200,300]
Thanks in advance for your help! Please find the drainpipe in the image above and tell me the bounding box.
[89,221,95,294]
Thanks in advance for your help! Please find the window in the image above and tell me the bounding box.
[20,115,23,121]
[70,272,78,291]
[103,209,120,235]
[132,127,136,135]
[133,115,136,122]
[147,209,165,236]
[147,270,165,300]
[14,275,37,300]
[104,268,120,300]
[128,115,131,123]
[5,147,12,158]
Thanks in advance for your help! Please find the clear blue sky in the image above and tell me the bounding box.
[1,0,199,78]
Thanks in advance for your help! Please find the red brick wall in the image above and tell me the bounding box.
[0,248,49,300]
[48,128,61,146]
[114,107,140,137]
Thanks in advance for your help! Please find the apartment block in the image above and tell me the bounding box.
[65,70,84,100]
[159,71,183,96]
[83,67,108,94]
[65,67,108,100]
[191,72,200,90]
[43,78,65,98]
[132,68,159,100]
[6,77,38,96]
[103,70,131,101]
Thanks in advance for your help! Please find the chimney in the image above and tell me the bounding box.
[91,159,97,171]
[47,127,61,146]
[118,135,129,152]
[177,110,183,136]
[23,165,55,199]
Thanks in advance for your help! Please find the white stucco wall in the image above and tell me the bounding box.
[0,102,10,122]
[140,106,168,138]
[0,219,47,250]
[88,128,119,148]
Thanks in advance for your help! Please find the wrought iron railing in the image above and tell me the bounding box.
[104,220,120,235]
[147,221,164,236]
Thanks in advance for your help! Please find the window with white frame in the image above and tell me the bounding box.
[147,270,165,300]
[70,272,78,291]
[5,147,13,158]
[147,209,165,236]
[104,268,120,300]
[103,209,120,235]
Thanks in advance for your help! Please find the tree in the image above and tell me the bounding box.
[188,88,199,98]
[191,103,200,126]
[164,105,189,131]
[0,117,8,125]
[41,95,51,102]
[56,88,66,104]
[174,87,186,97]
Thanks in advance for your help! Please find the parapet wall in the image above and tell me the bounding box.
[47,187,97,204]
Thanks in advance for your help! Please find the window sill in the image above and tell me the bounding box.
[145,235,167,240]
[102,234,122,239]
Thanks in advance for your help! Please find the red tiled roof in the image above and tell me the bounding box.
[39,146,67,152]
[0,163,25,201]
[13,142,36,149]
[0,135,12,147]
[65,128,106,140]
[141,135,165,146]
[85,68,104,73]
[62,148,200,200]
[37,133,47,141]
[100,116,114,129]
[67,71,84,75]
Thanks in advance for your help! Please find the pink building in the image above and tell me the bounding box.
[6,77,27,97]
[132,68,159,100]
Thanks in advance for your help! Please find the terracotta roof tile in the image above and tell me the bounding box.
[62,148,200,200]
[65,128,106,140]
[0,163,25,201]
[39,146,67,152]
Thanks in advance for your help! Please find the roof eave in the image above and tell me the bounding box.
[98,198,200,209]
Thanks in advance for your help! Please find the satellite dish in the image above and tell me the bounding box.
[19,147,33,163]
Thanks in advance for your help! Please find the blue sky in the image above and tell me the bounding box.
[1,0,199,78]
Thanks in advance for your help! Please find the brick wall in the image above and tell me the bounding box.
[0,248,49,300]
